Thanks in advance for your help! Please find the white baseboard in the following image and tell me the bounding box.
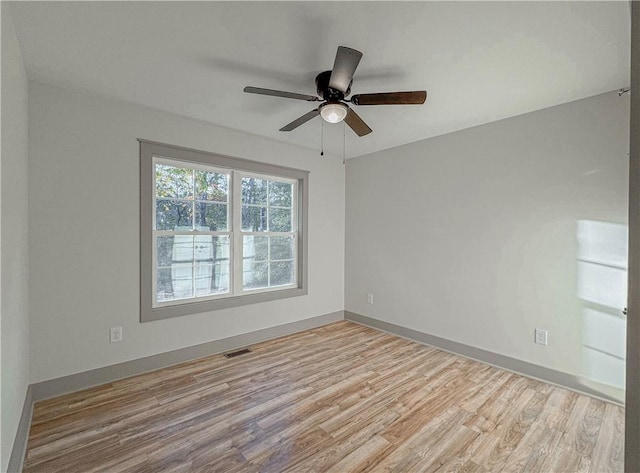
[7,386,33,473]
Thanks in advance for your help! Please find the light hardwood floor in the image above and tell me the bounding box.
[24,321,624,472]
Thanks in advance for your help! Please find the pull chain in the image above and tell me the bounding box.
[320,120,324,156]
[343,121,346,164]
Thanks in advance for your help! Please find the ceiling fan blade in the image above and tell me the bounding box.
[344,108,372,137]
[351,91,427,106]
[329,46,363,93]
[244,86,319,102]
[280,109,320,132]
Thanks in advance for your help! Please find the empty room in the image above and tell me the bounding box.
[2,1,639,472]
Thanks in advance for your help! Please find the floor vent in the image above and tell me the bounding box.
[224,348,252,359]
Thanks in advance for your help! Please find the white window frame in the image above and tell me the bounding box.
[140,140,308,322]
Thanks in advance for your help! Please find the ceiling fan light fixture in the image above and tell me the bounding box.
[320,102,348,124]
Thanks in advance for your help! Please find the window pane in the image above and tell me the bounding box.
[269,181,292,207]
[270,261,294,286]
[243,235,268,262]
[195,170,228,202]
[156,199,193,231]
[156,236,194,302]
[155,164,193,199]
[172,236,194,263]
[269,208,292,232]
[242,177,268,205]
[195,202,227,231]
[243,262,268,289]
[168,263,194,300]
[242,205,267,232]
[156,236,174,267]
[194,235,213,262]
[156,267,174,302]
[270,236,294,260]
[195,236,230,296]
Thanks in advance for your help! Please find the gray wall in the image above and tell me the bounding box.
[346,91,629,398]
[1,5,30,473]
[28,81,345,383]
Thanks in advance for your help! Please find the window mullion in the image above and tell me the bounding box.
[233,171,243,294]
[292,180,298,285]
[266,183,271,288]
[267,232,271,288]
[191,170,197,299]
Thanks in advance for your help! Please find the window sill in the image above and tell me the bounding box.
[141,287,307,322]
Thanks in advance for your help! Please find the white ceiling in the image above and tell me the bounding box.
[9,1,631,158]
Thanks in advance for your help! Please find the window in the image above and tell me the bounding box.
[240,176,297,291]
[140,140,308,322]
[154,161,232,304]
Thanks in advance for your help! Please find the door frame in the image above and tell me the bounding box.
[626,2,639,472]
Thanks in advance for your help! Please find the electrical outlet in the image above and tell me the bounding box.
[534,328,548,346]
[367,293,374,304]
[110,326,123,343]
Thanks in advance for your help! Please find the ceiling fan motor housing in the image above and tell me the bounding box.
[315,70,351,101]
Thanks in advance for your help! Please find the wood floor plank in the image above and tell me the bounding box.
[24,321,624,473]
[468,387,538,470]
[589,402,625,472]
[416,424,481,473]
[547,446,592,473]
[370,408,470,472]
[324,435,392,473]
[519,424,563,473]
[247,427,333,471]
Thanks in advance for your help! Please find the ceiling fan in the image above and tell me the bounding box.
[243,46,427,137]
